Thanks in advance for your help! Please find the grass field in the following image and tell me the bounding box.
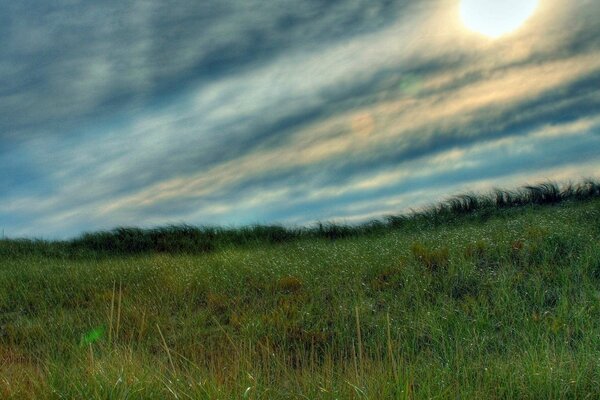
[1,181,600,399]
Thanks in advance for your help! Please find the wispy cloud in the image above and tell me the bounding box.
[1,0,599,238]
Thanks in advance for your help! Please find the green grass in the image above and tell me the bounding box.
[1,181,600,398]
[2,180,599,258]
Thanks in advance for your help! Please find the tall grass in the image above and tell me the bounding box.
[1,183,600,397]
[1,180,599,258]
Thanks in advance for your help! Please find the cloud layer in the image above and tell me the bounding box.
[1,0,600,238]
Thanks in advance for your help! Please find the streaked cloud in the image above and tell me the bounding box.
[1,0,599,238]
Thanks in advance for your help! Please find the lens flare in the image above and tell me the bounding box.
[460,0,539,38]
[81,327,105,346]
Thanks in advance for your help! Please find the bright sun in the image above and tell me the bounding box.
[460,0,539,38]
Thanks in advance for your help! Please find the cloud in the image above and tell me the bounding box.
[0,0,413,140]
[1,0,600,237]
[69,49,600,216]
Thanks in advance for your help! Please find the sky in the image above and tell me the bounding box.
[1,0,599,239]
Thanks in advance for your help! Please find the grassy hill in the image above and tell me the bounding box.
[1,181,600,399]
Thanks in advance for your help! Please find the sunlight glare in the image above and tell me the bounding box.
[460,0,539,38]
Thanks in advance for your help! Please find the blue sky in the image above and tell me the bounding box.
[1,0,599,238]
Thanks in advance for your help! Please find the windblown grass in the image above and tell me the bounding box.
[1,180,599,257]
[1,180,600,398]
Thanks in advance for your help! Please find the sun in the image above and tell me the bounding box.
[460,0,539,38]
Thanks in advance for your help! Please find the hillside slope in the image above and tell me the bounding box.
[1,185,600,399]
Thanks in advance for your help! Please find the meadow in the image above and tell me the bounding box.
[1,181,600,399]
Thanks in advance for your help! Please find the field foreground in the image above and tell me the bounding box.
[1,187,600,398]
